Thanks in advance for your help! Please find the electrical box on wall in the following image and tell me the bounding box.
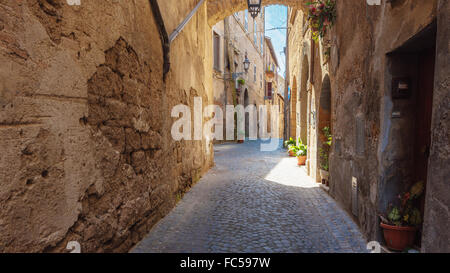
[352,177,358,217]
[392,77,411,99]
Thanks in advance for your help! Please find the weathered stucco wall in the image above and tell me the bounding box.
[0,0,213,252]
[421,0,450,253]
[289,0,448,251]
[325,0,445,248]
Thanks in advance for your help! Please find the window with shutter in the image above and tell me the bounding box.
[213,32,220,71]
[268,82,273,99]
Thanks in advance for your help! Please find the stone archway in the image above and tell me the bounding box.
[207,0,307,25]
[299,55,309,144]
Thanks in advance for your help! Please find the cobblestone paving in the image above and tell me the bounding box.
[133,140,368,253]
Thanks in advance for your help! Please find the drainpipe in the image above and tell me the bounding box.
[149,0,170,81]
[224,17,230,110]
[149,0,206,81]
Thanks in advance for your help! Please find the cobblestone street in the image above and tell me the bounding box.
[133,141,368,253]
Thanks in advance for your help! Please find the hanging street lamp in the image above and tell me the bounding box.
[247,0,262,19]
[243,52,251,73]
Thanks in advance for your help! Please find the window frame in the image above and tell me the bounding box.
[213,31,221,71]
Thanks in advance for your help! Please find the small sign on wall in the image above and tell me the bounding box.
[392,77,411,99]
[352,177,358,217]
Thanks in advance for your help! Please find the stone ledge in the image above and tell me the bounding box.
[319,183,330,193]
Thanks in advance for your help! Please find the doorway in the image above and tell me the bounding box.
[382,21,437,248]
[414,45,436,246]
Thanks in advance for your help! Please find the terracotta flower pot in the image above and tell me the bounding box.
[380,223,417,251]
[289,150,295,157]
[297,156,307,166]
[237,140,244,144]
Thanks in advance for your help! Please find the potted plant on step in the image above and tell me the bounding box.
[379,181,425,251]
[284,137,295,149]
[285,138,296,156]
[319,126,332,185]
[296,141,307,166]
[288,144,298,157]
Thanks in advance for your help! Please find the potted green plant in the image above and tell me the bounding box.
[379,181,424,251]
[284,137,296,148]
[288,144,299,157]
[237,78,245,86]
[296,141,308,166]
[319,126,332,185]
[236,78,245,94]
[285,138,296,156]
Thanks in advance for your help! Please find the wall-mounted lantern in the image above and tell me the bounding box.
[247,0,262,19]
[243,52,251,73]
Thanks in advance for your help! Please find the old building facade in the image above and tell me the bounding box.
[212,9,265,140]
[211,9,285,141]
[263,36,282,137]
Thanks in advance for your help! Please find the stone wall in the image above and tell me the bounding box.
[0,0,213,252]
[289,0,449,251]
[421,0,450,253]
[327,0,440,244]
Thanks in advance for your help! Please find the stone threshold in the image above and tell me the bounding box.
[380,245,421,253]
[319,183,330,193]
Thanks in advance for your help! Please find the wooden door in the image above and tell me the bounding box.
[414,47,435,245]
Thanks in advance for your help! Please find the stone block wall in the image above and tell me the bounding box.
[0,0,213,252]
[288,0,448,251]
[421,0,450,253]
[326,0,443,246]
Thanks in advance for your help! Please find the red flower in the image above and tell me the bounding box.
[319,3,325,10]
[405,192,411,200]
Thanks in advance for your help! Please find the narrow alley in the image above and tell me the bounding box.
[133,141,367,253]
[0,0,448,255]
